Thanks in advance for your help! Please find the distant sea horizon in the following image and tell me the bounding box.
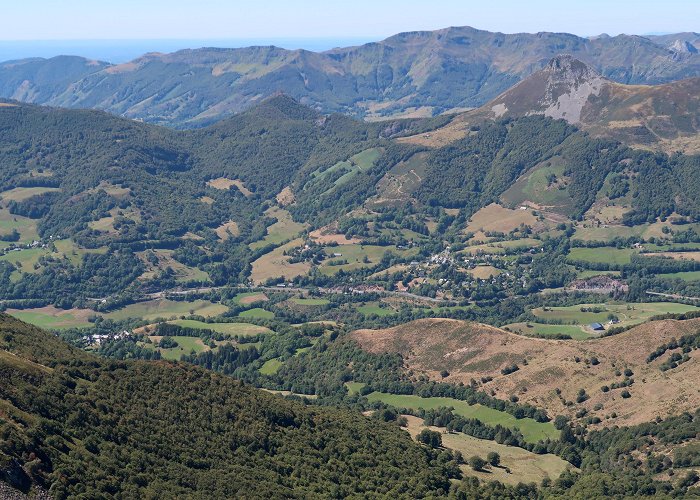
[0,37,380,64]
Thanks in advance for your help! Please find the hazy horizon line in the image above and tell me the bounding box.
[0,28,692,64]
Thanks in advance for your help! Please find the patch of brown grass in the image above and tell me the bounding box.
[309,225,360,244]
[207,177,252,197]
[276,186,295,206]
[214,220,239,240]
[466,203,540,234]
[250,238,310,284]
[468,265,502,279]
[238,293,268,305]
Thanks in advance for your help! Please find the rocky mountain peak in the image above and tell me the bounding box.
[487,55,607,124]
[544,55,601,85]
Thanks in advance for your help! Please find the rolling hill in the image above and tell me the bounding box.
[0,95,698,304]
[2,26,700,127]
[351,317,700,427]
[0,313,458,497]
[401,55,700,153]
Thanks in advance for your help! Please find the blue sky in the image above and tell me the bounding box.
[3,0,699,40]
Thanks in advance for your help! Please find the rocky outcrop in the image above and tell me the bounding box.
[488,55,608,123]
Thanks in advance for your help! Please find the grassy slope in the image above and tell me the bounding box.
[403,415,571,485]
[366,392,558,443]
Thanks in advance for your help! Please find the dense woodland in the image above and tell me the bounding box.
[0,315,461,498]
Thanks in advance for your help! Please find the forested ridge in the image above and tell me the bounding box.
[0,314,461,498]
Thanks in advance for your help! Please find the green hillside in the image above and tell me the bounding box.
[0,313,458,497]
[0,96,699,308]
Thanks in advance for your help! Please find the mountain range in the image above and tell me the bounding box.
[1,26,700,127]
[402,54,700,154]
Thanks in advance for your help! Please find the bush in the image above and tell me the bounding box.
[487,452,501,467]
[417,429,442,449]
[576,389,589,403]
[469,455,487,471]
[158,336,179,349]
[501,364,519,375]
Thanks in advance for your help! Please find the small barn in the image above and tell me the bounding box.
[589,322,605,331]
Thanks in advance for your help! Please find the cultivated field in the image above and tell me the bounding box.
[206,177,252,196]
[0,208,39,243]
[461,238,542,256]
[169,319,271,336]
[500,159,575,216]
[345,382,366,395]
[0,187,60,203]
[53,239,107,266]
[567,247,636,265]
[658,270,700,282]
[105,299,227,321]
[573,223,671,242]
[467,265,502,280]
[233,292,268,305]
[142,335,212,361]
[318,244,418,275]
[309,225,361,244]
[6,306,95,330]
[87,206,142,234]
[214,220,240,240]
[357,303,395,316]
[259,358,284,375]
[135,249,209,282]
[0,247,49,275]
[532,302,700,330]
[238,308,275,319]
[310,148,382,191]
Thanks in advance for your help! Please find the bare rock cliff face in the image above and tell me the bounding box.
[488,54,608,123]
[540,55,607,122]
